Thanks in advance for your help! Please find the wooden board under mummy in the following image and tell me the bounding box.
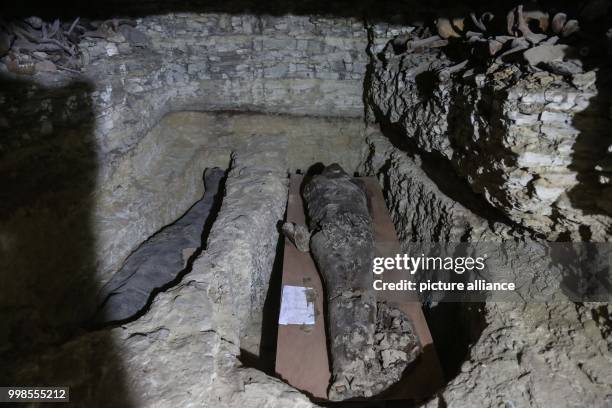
[275,174,444,401]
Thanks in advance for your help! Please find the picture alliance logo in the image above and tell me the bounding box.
[371,253,516,293]
[372,253,488,275]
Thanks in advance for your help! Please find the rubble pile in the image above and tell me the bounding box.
[0,17,147,75]
[383,3,611,81]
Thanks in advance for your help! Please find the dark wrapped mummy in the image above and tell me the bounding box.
[303,164,420,400]
[91,167,224,325]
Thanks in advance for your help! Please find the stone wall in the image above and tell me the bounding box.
[359,128,612,408]
[77,14,401,280]
[359,127,518,243]
[0,14,404,356]
[360,25,612,408]
[81,13,372,169]
[366,28,612,241]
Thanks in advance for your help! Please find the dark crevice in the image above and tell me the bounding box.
[567,62,612,223]
[588,304,612,339]
[0,0,490,23]
[239,217,286,375]
[436,392,448,408]
[423,302,487,381]
[318,398,416,407]
[415,71,439,102]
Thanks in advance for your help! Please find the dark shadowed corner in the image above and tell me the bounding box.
[567,61,612,235]
[0,75,135,406]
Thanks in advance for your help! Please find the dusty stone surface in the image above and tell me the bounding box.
[423,302,612,408]
[5,138,315,407]
[148,111,366,176]
[359,127,520,243]
[366,27,612,241]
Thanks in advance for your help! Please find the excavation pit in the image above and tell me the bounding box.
[2,5,610,406]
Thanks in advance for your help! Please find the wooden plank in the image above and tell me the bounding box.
[363,177,444,400]
[275,174,330,399]
[275,175,444,401]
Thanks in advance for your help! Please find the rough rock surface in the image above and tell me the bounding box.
[423,302,612,408]
[362,29,611,406]
[359,127,520,243]
[359,87,612,408]
[366,28,612,241]
[5,138,314,407]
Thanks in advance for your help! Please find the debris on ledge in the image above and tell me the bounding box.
[0,16,149,75]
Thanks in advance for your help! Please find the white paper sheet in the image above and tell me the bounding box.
[278,285,315,325]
